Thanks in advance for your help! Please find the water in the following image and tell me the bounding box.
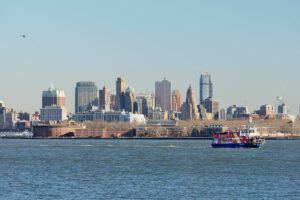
[0,139,299,200]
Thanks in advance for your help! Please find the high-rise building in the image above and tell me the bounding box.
[203,97,219,120]
[0,101,7,128]
[172,90,183,112]
[42,85,66,108]
[115,77,126,111]
[226,105,237,119]
[200,73,213,105]
[110,94,116,111]
[278,103,289,115]
[155,78,171,111]
[0,101,18,129]
[75,81,98,113]
[124,86,135,113]
[99,86,111,111]
[134,93,154,116]
[219,108,226,120]
[18,112,31,121]
[180,86,200,120]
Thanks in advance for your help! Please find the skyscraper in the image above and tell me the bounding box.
[155,78,171,111]
[172,90,183,112]
[203,97,219,120]
[75,81,98,113]
[99,86,111,111]
[124,86,135,113]
[42,84,66,108]
[180,86,200,120]
[0,101,6,128]
[134,93,154,116]
[110,94,116,111]
[200,73,213,105]
[115,77,126,111]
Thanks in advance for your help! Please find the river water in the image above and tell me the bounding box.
[0,139,299,200]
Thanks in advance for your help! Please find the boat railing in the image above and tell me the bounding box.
[251,138,265,145]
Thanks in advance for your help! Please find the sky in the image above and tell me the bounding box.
[0,0,300,114]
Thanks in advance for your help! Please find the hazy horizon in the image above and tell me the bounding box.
[1,0,299,114]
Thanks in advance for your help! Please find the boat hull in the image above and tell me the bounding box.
[212,143,262,148]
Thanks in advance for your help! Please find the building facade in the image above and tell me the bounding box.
[278,103,289,115]
[75,81,98,113]
[74,110,146,125]
[114,77,126,111]
[180,86,200,120]
[99,86,111,111]
[0,101,6,128]
[260,104,275,119]
[40,106,67,122]
[124,86,135,113]
[0,101,18,129]
[155,78,171,111]
[172,90,183,112]
[203,97,219,120]
[199,73,213,105]
[42,85,66,108]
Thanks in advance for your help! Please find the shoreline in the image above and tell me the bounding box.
[1,137,300,140]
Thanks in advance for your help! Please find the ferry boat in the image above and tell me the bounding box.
[212,127,265,148]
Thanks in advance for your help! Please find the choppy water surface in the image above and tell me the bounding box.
[0,139,299,200]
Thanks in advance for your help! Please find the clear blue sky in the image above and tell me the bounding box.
[1,0,300,114]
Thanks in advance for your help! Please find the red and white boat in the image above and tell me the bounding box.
[212,127,265,148]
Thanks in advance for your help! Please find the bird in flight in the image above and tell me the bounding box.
[20,34,26,38]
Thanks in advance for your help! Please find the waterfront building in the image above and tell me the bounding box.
[115,77,126,111]
[42,84,66,108]
[75,81,98,113]
[16,120,31,130]
[74,110,146,125]
[155,78,171,111]
[148,108,169,120]
[124,86,135,113]
[260,104,275,119]
[180,86,200,120]
[40,106,67,122]
[203,97,219,120]
[99,86,111,111]
[199,73,213,105]
[172,90,183,112]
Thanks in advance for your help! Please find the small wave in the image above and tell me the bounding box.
[39,144,94,147]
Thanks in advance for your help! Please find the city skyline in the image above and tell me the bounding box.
[1,1,299,114]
